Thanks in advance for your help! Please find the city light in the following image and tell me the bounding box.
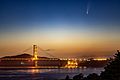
[93,58,107,61]
[65,60,78,68]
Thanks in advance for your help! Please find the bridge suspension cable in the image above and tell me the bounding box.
[38,46,56,58]
[22,47,32,53]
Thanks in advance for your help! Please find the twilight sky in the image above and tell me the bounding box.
[0,0,120,58]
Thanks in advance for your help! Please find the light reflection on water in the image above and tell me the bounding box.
[0,68,104,80]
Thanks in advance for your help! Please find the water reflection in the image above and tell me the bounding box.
[17,69,53,74]
[0,68,104,79]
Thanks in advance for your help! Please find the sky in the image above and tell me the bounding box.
[0,0,120,58]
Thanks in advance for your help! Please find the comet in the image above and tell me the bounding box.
[86,2,90,15]
[86,7,89,15]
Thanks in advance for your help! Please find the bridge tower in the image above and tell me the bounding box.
[33,45,38,67]
[33,45,38,59]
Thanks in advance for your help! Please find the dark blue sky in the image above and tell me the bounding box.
[0,0,120,57]
[1,0,120,29]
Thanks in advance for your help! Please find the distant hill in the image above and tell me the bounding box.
[2,53,33,58]
[2,53,50,59]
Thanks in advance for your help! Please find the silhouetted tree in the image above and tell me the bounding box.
[65,75,70,80]
[73,73,84,80]
[100,50,120,80]
[85,73,100,80]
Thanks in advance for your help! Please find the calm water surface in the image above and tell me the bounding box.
[0,68,104,80]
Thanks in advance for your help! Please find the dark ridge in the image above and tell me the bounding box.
[1,53,50,59]
[2,53,33,58]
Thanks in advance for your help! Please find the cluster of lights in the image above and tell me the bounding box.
[93,58,107,61]
[60,58,77,60]
[67,61,78,65]
[65,60,78,68]
[60,58,107,61]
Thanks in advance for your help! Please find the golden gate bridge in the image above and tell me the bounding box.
[0,45,79,68]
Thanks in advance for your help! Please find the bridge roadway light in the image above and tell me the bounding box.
[32,55,38,60]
